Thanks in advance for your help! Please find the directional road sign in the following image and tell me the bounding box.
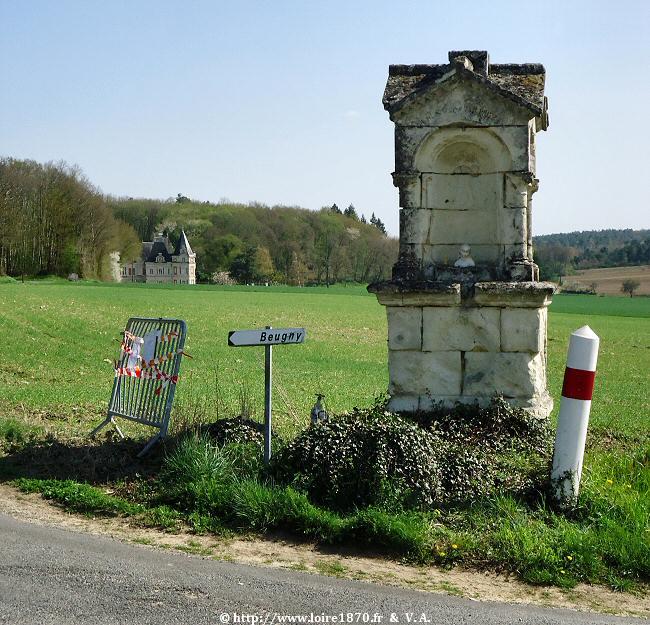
[228,327,306,347]
[227,325,306,465]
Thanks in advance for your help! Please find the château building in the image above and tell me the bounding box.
[119,231,196,285]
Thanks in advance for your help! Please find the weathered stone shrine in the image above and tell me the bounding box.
[369,50,555,418]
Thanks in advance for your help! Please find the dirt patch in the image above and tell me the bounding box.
[563,265,650,296]
[0,483,647,618]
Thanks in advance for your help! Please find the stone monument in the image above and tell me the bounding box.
[369,50,555,418]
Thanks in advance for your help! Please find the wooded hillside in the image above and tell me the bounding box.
[109,196,396,285]
[0,158,140,279]
[534,229,650,280]
[4,156,646,285]
[0,158,396,284]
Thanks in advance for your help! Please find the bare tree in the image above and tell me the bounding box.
[621,279,641,297]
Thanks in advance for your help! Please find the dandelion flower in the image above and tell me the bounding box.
[566,556,573,561]
[452,544,458,549]
[606,479,613,485]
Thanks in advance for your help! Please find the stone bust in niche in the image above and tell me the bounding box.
[453,243,475,268]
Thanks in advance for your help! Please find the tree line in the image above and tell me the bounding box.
[534,229,650,280]
[0,157,397,285]
[110,195,397,285]
[0,158,140,279]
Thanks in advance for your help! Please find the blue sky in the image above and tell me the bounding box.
[1,0,648,236]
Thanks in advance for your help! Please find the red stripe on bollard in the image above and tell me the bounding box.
[561,367,596,400]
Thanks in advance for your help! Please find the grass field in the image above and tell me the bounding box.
[1,280,649,591]
[562,264,650,296]
[1,280,648,438]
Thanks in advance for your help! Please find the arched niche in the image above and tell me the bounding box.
[415,127,511,173]
[415,128,512,266]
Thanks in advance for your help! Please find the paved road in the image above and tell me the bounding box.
[0,513,643,625]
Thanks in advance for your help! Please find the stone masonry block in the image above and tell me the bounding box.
[491,126,529,172]
[388,350,461,396]
[500,207,527,246]
[504,242,528,261]
[388,395,420,413]
[505,173,529,207]
[422,173,500,211]
[501,307,546,353]
[429,209,495,245]
[422,307,500,352]
[400,209,431,245]
[463,352,546,398]
[395,126,431,172]
[387,307,422,350]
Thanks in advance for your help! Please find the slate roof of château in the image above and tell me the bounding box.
[383,50,546,116]
[144,238,174,263]
[173,230,194,256]
[140,231,194,262]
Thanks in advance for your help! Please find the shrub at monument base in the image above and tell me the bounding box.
[272,398,551,512]
[271,408,443,511]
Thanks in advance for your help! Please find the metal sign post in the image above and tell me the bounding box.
[228,325,306,463]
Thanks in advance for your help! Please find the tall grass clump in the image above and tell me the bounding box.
[14,478,143,516]
[0,417,41,449]
[156,431,435,561]
[160,434,243,511]
[443,442,650,588]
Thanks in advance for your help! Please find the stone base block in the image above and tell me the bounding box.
[464,352,546,397]
[374,281,554,420]
[423,307,499,352]
[388,350,461,396]
[388,307,422,350]
[389,391,553,419]
[501,307,547,352]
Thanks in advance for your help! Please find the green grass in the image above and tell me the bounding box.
[550,293,650,318]
[0,416,41,446]
[1,282,648,437]
[0,281,385,439]
[13,448,648,589]
[14,478,144,516]
[1,282,649,589]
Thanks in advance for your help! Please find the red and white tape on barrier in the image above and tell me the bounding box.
[114,331,188,394]
[551,325,600,504]
[115,366,179,395]
[140,348,191,369]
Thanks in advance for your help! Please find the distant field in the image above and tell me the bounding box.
[0,281,649,438]
[563,265,650,296]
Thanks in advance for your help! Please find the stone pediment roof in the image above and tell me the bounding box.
[383,50,546,120]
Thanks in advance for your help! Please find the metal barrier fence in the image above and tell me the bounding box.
[90,317,187,456]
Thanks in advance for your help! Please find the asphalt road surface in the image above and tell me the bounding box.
[0,513,643,625]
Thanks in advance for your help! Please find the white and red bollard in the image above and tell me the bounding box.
[551,325,600,506]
